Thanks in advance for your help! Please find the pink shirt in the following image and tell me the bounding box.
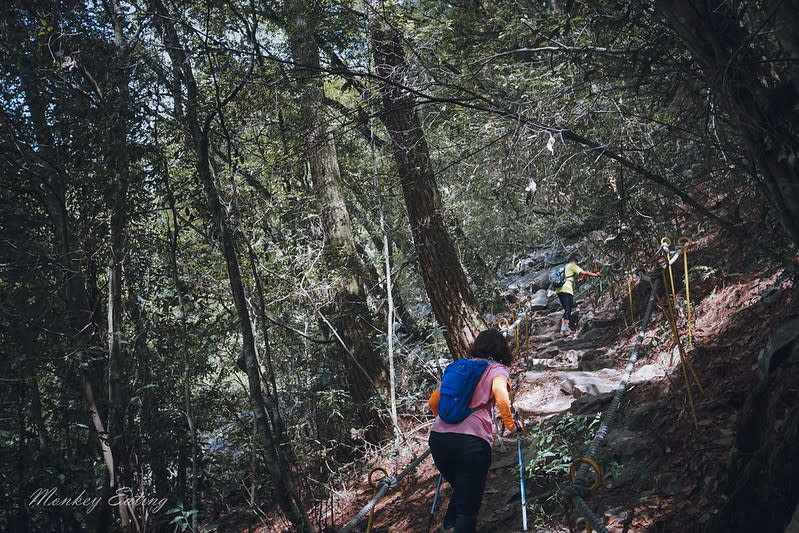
[431,361,510,445]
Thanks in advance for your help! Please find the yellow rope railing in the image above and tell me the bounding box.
[678,237,694,346]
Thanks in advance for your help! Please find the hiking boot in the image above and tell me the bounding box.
[439,526,455,533]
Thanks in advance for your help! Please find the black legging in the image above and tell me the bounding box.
[558,292,574,322]
[429,431,491,533]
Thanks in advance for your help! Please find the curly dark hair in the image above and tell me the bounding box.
[468,329,514,366]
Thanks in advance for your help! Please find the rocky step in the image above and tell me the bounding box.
[513,365,668,419]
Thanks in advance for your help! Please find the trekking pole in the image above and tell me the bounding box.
[425,474,444,533]
[514,410,528,531]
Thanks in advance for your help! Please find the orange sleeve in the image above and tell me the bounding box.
[428,388,440,417]
[492,376,515,431]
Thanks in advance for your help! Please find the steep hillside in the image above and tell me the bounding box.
[301,225,798,533]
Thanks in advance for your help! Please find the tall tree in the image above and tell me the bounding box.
[103,3,135,530]
[656,0,799,247]
[149,1,313,530]
[284,0,388,438]
[365,0,486,360]
[8,3,134,529]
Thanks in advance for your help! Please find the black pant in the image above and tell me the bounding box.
[429,431,491,533]
[558,292,574,322]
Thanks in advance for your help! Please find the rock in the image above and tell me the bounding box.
[557,369,622,397]
[545,310,564,321]
[517,371,574,415]
[526,333,555,345]
[631,364,666,383]
[529,289,549,310]
[761,285,780,305]
[785,500,799,533]
[479,502,515,528]
[490,451,521,470]
[506,272,538,291]
[577,327,616,344]
[500,290,518,304]
[587,316,622,329]
[528,270,552,291]
[580,348,606,361]
[501,484,522,505]
[538,345,559,358]
[511,257,536,275]
[561,350,580,368]
[625,402,661,430]
[579,358,615,371]
[655,472,682,497]
[757,317,799,381]
[527,358,562,369]
[606,428,656,458]
[570,309,581,328]
[571,391,614,415]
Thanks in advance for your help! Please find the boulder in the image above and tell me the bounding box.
[571,391,614,415]
[580,348,607,361]
[557,369,622,397]
[587,316,622,329]
[527,358,563,369]
[505,272,538,291]
[561,350,580,368]
[757,317,799,381]
[579,358,615,371]
[577,326,616,344]
[537,345,560,358]
[625,402,662,431]
[526,333,555,346]
[529,289,549,310]
[606,428,656,458]
[631,364,667,383]
[517,371,574,415]
[528,270,552,292]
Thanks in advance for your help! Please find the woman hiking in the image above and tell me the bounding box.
[555,254,601,335]
[427,329,521,533]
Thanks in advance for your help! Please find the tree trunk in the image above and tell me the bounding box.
[285,0,388,438]
[149,1,313,529]
[17,10,121,528]
[657,0,799,247]
[103,3,134,528]
[366,0,486,359]
[196,109,314,533]
[163,175,200,531]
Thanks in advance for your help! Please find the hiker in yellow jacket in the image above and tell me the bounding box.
[556,254,601,335]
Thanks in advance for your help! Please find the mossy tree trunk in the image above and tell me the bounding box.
[285,0,388,440]
[366,0,486,360]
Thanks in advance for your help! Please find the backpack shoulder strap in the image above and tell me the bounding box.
[470,360,499,411]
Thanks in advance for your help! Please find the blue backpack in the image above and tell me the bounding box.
[438,358,490,423]
[549,264,567,288]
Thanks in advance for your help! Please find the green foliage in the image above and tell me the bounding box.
[168,504,200,532]
[1,0,792,530]
[524,412,600,479]
[690,265,718,283]
[519,412,601,530]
